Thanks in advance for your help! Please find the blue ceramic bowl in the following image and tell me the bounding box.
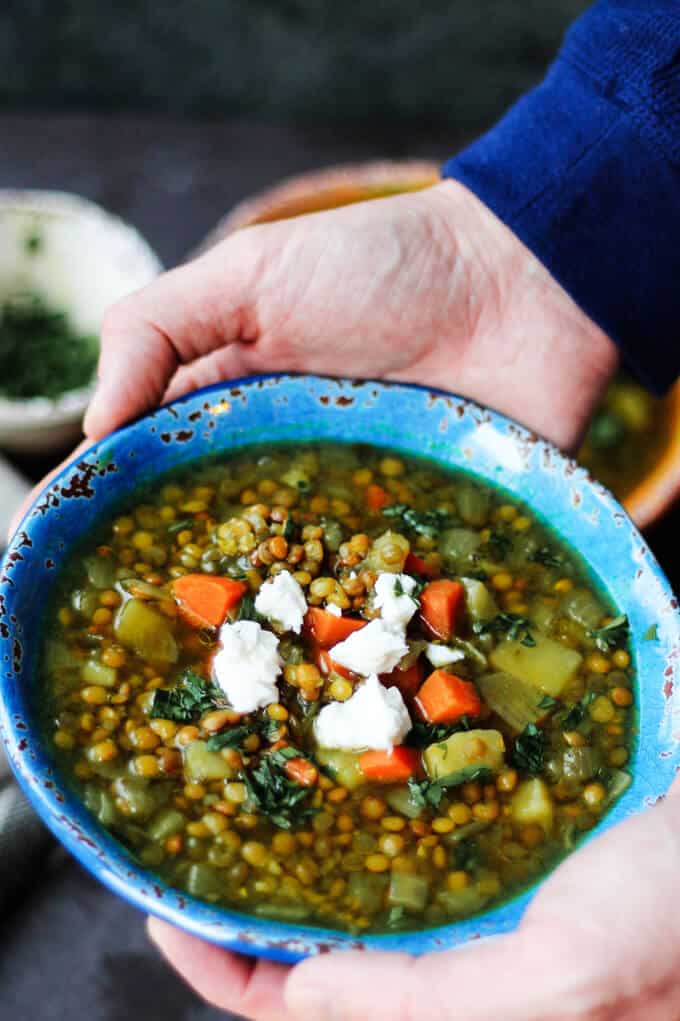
[1,374,679,963]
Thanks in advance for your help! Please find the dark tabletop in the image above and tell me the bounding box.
[1,112,678,1021]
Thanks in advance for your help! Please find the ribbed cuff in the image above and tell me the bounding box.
[443,51,680,393]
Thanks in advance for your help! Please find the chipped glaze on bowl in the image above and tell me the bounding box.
[0,375,679,964]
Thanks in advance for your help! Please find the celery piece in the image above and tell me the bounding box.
[315,747,366,790]
[437,885,491,917]
[112,777,165,821]
[386,784,424,819]
[147,808,186,842]
[186,864,224,900]
[114,597,178,665]
[254,903,312,921]
[561,746,600,782]
[387,872,429,911]
[347,872,388,913]
[477,670,547,732]
[460,578,498,625]
[83,555,117,590]
[489,634,582,698]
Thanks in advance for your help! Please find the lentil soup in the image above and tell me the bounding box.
[42,443,635,934]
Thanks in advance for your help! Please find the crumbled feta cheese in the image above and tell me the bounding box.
[212,620,282,713]
[326,603,342,617]
[330,618,408,676]
[425,643,466,668]
[314,674,412,751]
[373,572,419,629]
[254,571,307,633]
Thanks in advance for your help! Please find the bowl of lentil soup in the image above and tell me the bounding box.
[1,375,679,963]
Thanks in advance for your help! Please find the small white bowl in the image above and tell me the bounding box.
[0,190,162,453]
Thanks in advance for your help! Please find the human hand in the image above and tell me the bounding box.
[84,180,617,451]
[147,780,680,1021]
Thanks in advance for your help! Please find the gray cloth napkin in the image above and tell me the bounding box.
[0,456,46,911]
[0,773,53,911]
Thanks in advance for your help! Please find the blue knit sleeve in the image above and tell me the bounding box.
[442,0,680,393]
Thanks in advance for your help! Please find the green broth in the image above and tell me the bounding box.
[41,443,636,933]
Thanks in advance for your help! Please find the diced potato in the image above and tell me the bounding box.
[460,578,498,625]
[477,671,547,732]
[315,747,365,790]
[281,466,312,491]
[424,729,505,783]
[489,634,582,698]
[512,778,554,833]
[114,598,178,665]
[183,740,234,782]
[82,659,118,689]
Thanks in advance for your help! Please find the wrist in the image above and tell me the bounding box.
[420,179,619,451]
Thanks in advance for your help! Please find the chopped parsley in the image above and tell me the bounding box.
[150,669,224,722]
[0,292,98,400]
[283,514,297,542]
[487,531,512,558]
[511,723,545,774]
[382,503,452,538]
[560,691,597,730]
[206,718,280,751]
[167,518,194,534]
[589,614,629,652]
[474,613,536,648]
[393,576,424,600]
[407,766,492,810]
[406,718,472,748]
[235,592,265,623]
[243,747,316,829]
[643,624,659,642]
[528,547,564,568]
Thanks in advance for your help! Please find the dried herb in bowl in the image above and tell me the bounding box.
[0,292,98,400]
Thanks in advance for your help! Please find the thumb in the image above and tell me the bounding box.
[83,233,262,439]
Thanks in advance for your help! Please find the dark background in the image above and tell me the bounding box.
[2,1,589,125]
[1,4,677,1021]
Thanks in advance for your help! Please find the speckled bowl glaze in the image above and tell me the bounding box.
[1,375,679,964]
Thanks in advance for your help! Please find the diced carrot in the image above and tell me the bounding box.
[172,574,248,628]
[420,579,465,640]
[284,757,319,787]
[315,647,354,680]
[359,746,420,783]
[304,607,367,647]
[366,484,391,512]
[415,669,482,724]
[405,552,439,578]
[381,661,422,701]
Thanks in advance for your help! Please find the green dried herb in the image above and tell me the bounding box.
[0,292,98,399]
